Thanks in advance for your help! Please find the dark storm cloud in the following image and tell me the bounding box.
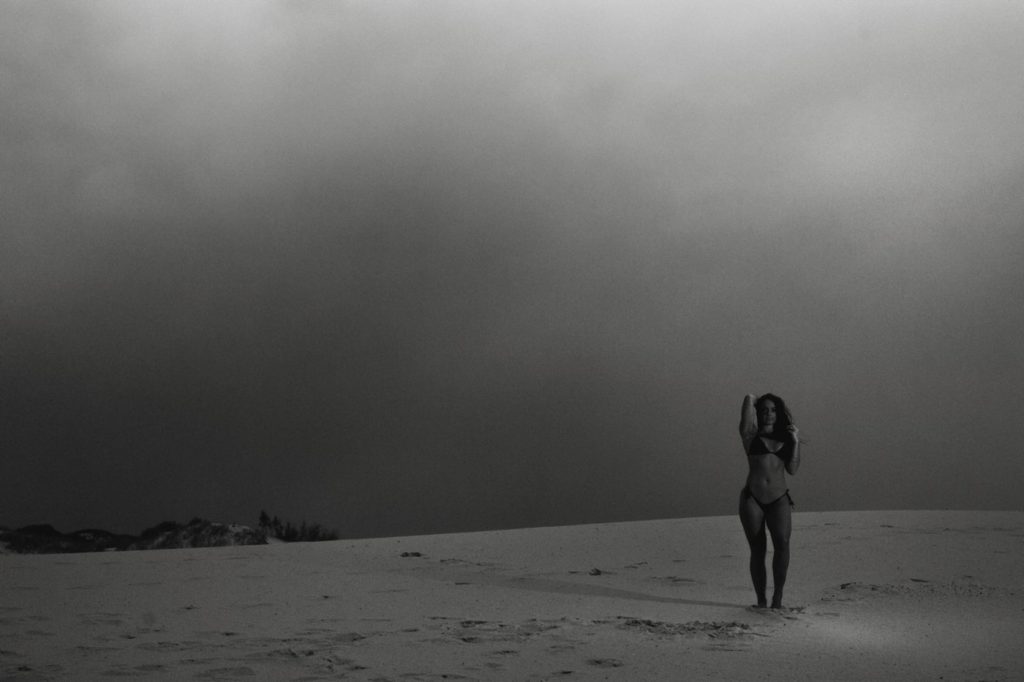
[2,1,1023,536]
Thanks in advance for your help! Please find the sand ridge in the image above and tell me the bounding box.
[1,510,1022,680]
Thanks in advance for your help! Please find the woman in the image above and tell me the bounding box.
[738,393,801,609]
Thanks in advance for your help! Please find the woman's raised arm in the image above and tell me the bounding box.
[739,394,757,449]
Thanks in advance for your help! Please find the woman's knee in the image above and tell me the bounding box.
[746,530,767,554]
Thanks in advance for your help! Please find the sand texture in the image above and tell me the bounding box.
[1,510,1022,681]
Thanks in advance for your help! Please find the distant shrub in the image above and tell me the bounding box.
[1,518,267,554]
[70,529,136,551]
[130,519,266,550]
[2,525,88,553]
[258,510,339,542]
[139,520,183,540]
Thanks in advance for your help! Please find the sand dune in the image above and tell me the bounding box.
[1,510,1021,681]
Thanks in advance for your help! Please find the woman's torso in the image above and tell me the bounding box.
[745,436,789,504]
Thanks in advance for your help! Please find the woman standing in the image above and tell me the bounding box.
[738,393,801,609]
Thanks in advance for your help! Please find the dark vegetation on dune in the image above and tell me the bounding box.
[256,510,339,544]
[0,511,339,554]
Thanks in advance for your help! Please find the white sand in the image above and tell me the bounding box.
[2,510,1022,681]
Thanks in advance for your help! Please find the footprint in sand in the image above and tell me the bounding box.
[137,639,207,652]
[328,657,370,673]
[649,575,701,586]
[196,666,258,679]
[547,643,576,653]
[104,663,170,675]
[618,617,760,637]
[587,658,624,668]
[79,615,126,627]
[10,664,66,676]
[832,576,1001,600]
[823,581,924,601]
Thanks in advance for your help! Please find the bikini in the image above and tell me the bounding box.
[744,436,794,510]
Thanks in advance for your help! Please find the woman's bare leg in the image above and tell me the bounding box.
[765,497,792,609]
[739,490,768,608]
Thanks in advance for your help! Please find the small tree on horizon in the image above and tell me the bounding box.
[257,510,338,542]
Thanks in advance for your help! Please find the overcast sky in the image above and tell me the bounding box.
[2,0,1023,538]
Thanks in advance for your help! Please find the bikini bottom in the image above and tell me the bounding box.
[741,486,794,512]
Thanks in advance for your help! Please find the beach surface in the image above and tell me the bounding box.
[2,510,1022,681]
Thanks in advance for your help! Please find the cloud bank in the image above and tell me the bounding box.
[2,1,1022,536]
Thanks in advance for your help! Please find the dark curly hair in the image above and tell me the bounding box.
[754,393,794,440]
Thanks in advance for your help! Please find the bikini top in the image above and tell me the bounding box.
[748,435,786,458]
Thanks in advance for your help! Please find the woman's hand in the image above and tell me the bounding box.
[786,425,800,443]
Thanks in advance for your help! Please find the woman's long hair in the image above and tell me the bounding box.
[755,393,794,441]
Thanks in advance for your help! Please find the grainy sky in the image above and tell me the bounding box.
[2,0,1023,538]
